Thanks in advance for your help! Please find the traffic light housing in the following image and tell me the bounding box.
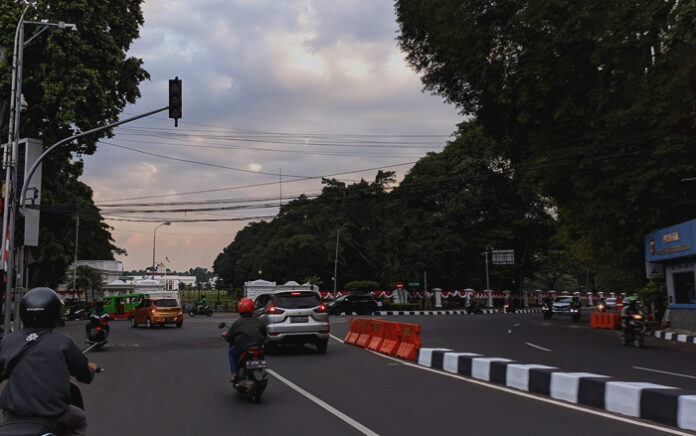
[169,77,182,126]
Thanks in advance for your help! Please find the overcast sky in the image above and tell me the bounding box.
[81,0,461,274]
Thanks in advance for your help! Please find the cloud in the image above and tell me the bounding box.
[81,0,462,272]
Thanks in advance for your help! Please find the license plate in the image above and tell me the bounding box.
[166,317,173,322]
[291,316,308,323]
[246,360,267,368]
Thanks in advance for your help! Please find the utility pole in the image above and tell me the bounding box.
[333,226,341,294]
[72,212,79,299]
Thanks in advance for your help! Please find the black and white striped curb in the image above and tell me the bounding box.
[418,348,696,431]
[370,308,541,316]
[653,330,696,345]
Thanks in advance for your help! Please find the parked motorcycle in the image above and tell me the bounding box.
[86,314,110,351]
[189,305,213,317]
[622,313,646,348]
[219,322,269,404]
[66,305,88,321]
[0,348,103,435]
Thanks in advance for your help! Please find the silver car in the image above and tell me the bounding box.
[253,291,330,353]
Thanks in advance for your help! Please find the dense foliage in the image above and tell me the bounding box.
[394,0,696,289]
[214,128,554,291]
[1,1,149,287]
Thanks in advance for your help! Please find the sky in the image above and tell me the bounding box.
[81,0,462,273]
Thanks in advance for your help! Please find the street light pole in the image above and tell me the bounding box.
[152,222,171,278]
[2,6,77,333]
[333,224,347,294]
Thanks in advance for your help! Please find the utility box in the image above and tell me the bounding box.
[17,138,42,246]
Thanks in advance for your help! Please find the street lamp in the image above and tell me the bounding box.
[152,222,171,277]
[2,4,78,332]
[333,224,347,293]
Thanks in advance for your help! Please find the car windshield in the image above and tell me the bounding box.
[555,297,573,303]
[606,298,617,303]
[273,293,320,309]
[154,299,178,308]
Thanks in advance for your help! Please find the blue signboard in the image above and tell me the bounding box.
[645,219,696,263]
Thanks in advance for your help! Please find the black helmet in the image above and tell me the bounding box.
[20,287,63,328]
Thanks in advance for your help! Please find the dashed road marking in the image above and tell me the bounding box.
[525,342,552,352]
[632,366,696,380]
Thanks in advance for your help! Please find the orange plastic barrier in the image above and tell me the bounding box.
[590,312,621,329]
[395,323,421,361]
[344,318,359,344]
[378,321,400,356]
[356,318,374,348]
[367,320,385,351]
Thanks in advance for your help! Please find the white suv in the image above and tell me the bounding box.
[253,291,330,353]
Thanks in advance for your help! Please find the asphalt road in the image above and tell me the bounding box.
[42,315,690,435]
[330,311,696,390]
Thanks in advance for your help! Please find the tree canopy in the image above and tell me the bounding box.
[1,1,149,287]
[395,0,696,288]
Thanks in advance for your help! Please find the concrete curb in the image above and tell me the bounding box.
[367,308,542,316]
[417,348,696,431]
[653,330,696,345]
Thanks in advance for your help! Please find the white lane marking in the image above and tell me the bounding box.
[632,366,696,380]
[514,323,521,327]
[267,368,380,436]
[526,342,552,352]
[328,335,687,435]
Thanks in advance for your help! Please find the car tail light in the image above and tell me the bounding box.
[291,292,301,296]
[267,303,284,315]
[313,303,327,313]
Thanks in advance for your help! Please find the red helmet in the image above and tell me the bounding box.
[237,298,254,314]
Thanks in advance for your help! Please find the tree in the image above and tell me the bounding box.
[1,1,149,288]
[395,0,696,288]
[67,265,103,303]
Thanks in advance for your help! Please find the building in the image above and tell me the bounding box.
[645,218,696,332]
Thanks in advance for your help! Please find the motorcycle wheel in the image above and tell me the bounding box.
[189,311,196,317]
[251,388,262,404]
[205,309,213,317]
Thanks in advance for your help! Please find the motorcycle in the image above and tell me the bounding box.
[0,348,103,435]
[465,300,482,314]
[542,301,553,320]
[622,313,646,348]
[66,305,88,321]
[189,305,213,317]
[86,314,110,351]
[219,322,269,404]
[503,301,516,313]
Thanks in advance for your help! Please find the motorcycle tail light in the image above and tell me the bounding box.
[96,326,101,331]
[313,303,327,313]
[633,314,643,320]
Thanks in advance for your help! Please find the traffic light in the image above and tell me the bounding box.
[169,77,182,126]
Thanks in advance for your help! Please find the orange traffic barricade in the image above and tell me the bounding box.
[367,320,385,351]
[395,322,421,361]
[356,318,374,348]
[379,321,400,356]
[344,318,359,344]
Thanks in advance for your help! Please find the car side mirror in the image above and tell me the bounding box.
[217,322,226,329]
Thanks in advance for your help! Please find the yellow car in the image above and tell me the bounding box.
[129,298,183,328]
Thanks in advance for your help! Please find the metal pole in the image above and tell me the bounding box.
[72,213,79,292]
[2,8,29,333]
[333,227,340,294]
[483,248,490,292]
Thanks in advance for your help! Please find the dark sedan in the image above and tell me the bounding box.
[328,293,378,315]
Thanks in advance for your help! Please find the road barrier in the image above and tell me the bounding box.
[343,318,421,361]
[590,312,621,329]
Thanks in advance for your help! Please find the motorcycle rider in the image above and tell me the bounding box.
[221,298,266,384]
[85,299,110,338]
[0,288,98,435]
[621,296,643,341]
[197,295,208,313]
